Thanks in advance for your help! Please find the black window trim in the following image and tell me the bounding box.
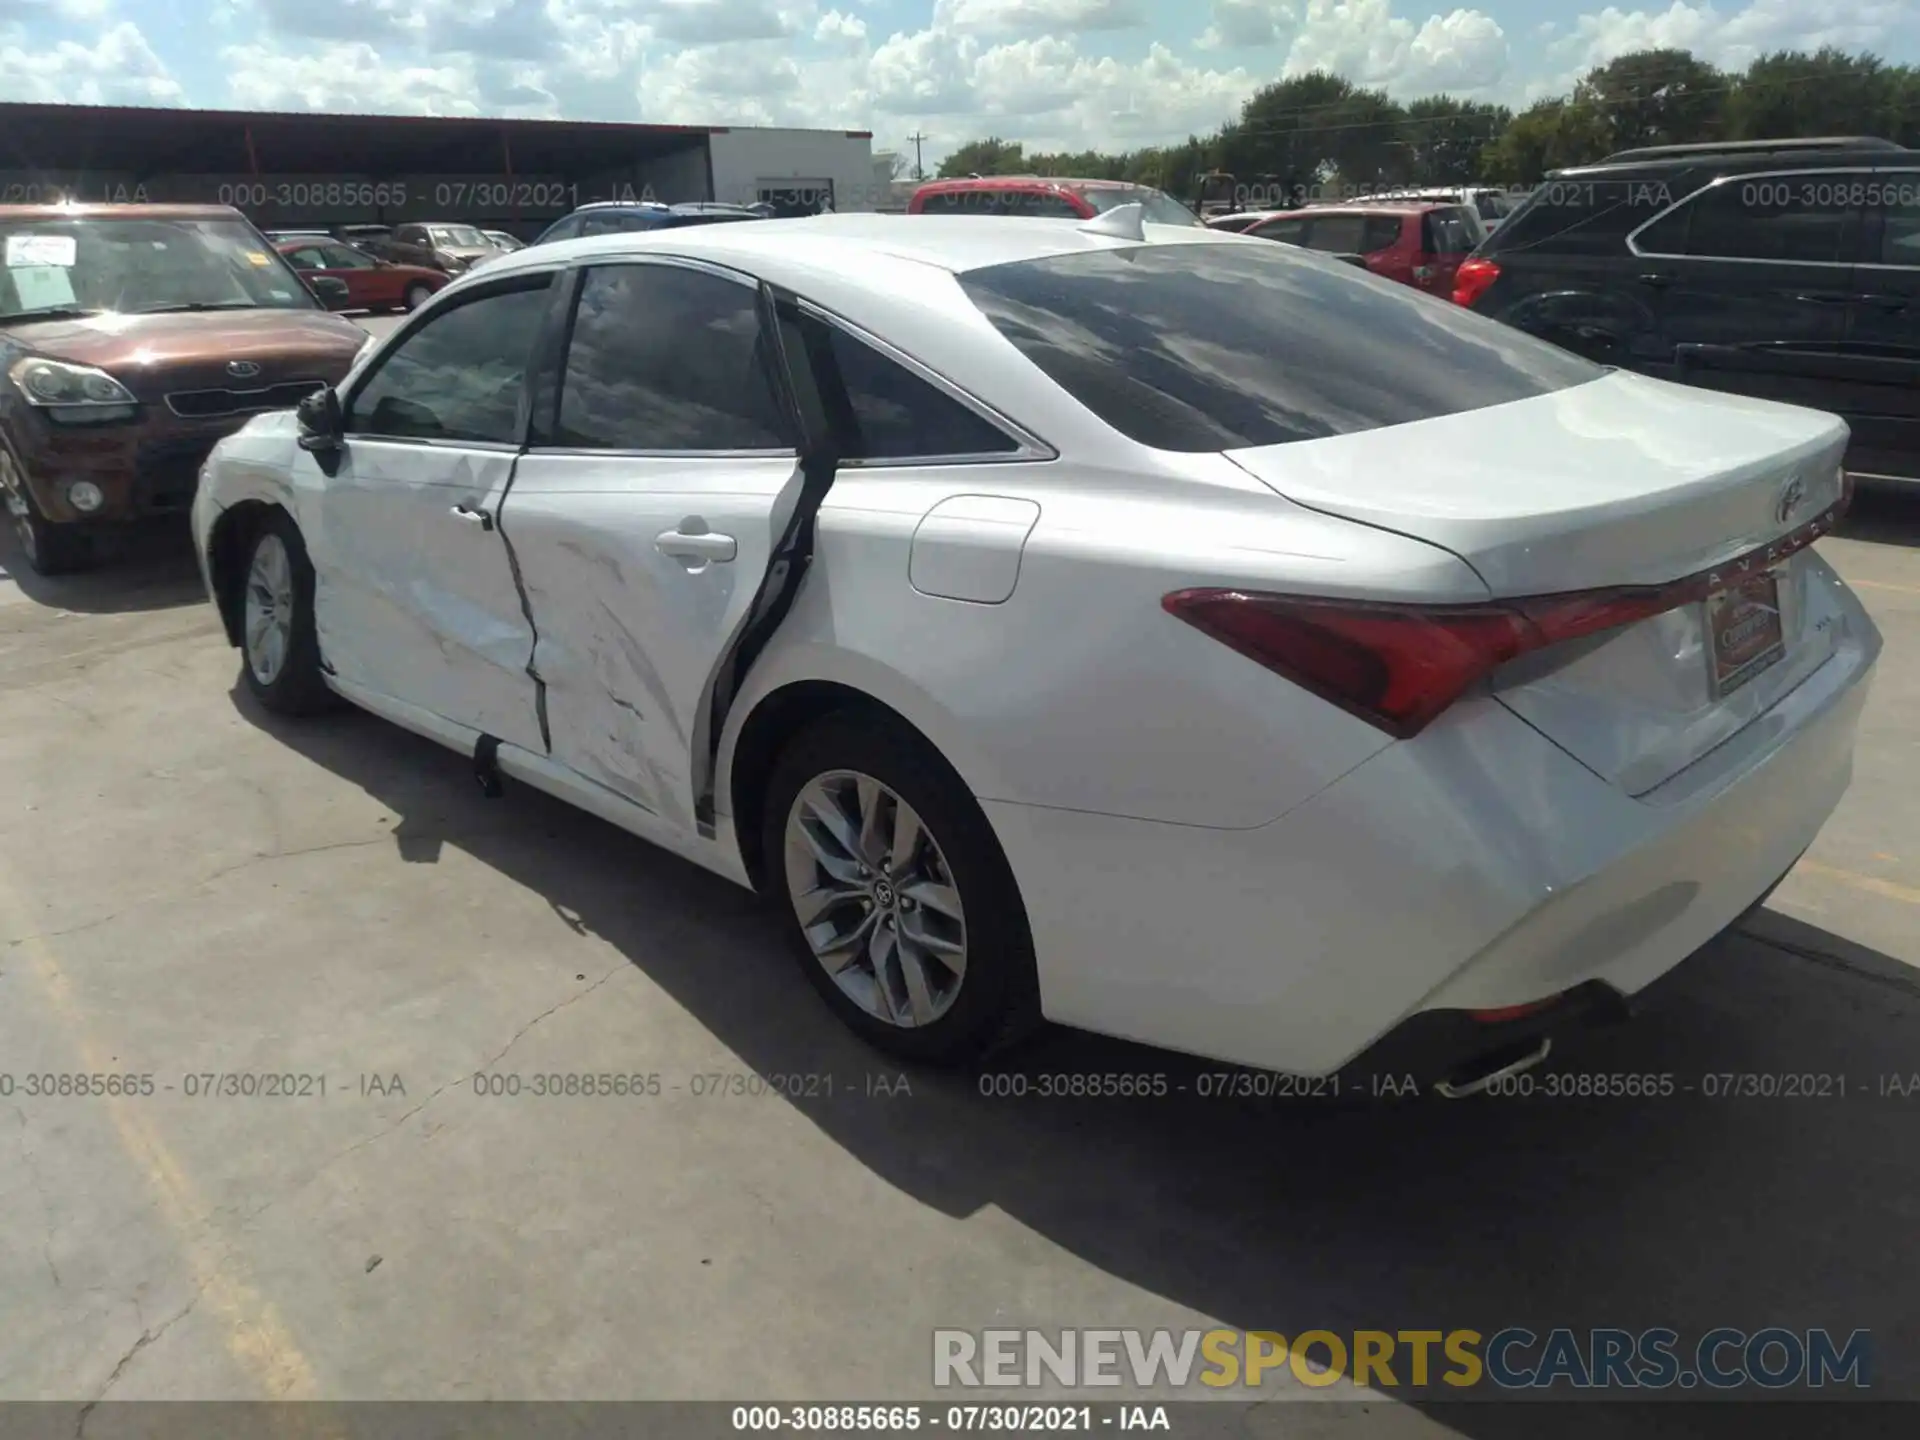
[529,253,801,461]
[1627,165,1877,268]
[1861,164,1920,272]
[791,298,1056,468]
[340,267,564,452]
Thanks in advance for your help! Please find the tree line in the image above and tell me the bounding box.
[933,47,1920,201]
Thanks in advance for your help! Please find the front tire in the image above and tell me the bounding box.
[404,283,434,311]
[6,478,93,576]
[238,513,332,714]
[763,711,1041,1066]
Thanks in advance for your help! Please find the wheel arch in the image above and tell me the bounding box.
[205,498,291,647]
[720,651,1014,894]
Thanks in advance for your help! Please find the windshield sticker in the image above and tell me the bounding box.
[6,234,78,268]
[267,288,294,298]
[245,250,273,266]
[10,265,78,310]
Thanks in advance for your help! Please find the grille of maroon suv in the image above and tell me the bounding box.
[164,378,327,419]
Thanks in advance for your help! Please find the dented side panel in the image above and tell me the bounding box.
[498,454,808,834]
[305,436,546,752]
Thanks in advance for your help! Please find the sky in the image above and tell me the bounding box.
[1,0,1917,167]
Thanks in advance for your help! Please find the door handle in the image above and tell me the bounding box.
[655,519,737,564]
[450,504,494,531]
[1791,291,1854,305]
[1637,271,1674,288]
[1859,294,1910,312]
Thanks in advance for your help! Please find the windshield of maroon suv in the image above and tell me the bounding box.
[0,216,320,320]
[1076,186,1204,227]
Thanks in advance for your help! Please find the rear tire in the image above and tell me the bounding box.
[763,711,1041,1066]
[237,512,333,715]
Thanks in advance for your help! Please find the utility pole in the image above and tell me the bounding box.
[909,130,927,180]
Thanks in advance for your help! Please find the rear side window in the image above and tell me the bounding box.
[826,329,1021,459]
[551,264,792,451]
[1876,172,1920,264]
[537,215,583,244]
[959,243,1604,453]
[1636,177,1855,263]
[1487,178,1682,256]
[1423,209,1478,254]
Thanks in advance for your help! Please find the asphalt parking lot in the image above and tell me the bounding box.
[1,326,1917,1428]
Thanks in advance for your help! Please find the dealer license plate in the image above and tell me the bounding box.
[1706,571,1786,699]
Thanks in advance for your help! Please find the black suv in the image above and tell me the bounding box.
[1459,136,1920,484]
[529,201,770,248]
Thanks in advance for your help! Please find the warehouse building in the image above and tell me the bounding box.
[0,103,878,237]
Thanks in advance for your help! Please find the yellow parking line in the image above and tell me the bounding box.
[1848,578,1920,597]
[0,867,321,1403]
[1796,858,1920,908]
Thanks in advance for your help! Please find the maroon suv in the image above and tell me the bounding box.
[1,204,367,574]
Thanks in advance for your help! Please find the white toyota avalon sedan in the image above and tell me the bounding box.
[192,209,1880,1092]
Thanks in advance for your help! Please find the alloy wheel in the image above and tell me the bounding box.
[243,533,295,685]
[783,769,968,1028]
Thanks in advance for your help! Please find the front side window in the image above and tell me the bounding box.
[825,327,1020,460]
[959,242,1605,453]
[1637,173,1856,263]
[1301,214,1369,253]
[345,279,552,443]
[581,211,665,236]
[552,264,792,451]
[1361,215,1405,253]
[319,244,376,269]
[1251,217,1307,244]
[0,216,321,319]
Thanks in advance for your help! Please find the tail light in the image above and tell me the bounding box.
[1452,257,1500,307]
[1161,487,1851,740]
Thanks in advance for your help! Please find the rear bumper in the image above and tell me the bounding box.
[983,587,1880,1076]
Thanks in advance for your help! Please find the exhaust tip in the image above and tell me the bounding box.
[1434,1037,1553,1100]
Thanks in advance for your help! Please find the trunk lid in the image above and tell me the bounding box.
[1225,369,1851,795]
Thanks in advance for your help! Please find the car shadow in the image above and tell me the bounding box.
[230,688,1920,1422]
[0,517,205,615]
[1837,480,1920,549]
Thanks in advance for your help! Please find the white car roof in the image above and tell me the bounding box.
[479,212,1228,283]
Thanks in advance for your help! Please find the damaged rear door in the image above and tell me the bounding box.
[498,257,831,836]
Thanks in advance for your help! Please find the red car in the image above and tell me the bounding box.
[1228,201,1486,298]
[908,176,1203,226]
[273,237,449,314]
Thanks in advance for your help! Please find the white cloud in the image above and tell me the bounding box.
[1197,0,1296,50]
[1552,1,1917,78]
[814,8,867,46]
[1282,1,1510,94]
[0,20,184,104]
[933,0,1146,35]
[221,40,490,114]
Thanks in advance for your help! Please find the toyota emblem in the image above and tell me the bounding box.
[226,360,262,380]
[1776,475,1806,525]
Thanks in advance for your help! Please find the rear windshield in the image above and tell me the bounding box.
[958,243,1604,453]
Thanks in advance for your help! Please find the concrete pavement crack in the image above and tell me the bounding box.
[73,1286,207,1438]
[230,961,633,1232]
[2,837,401,948]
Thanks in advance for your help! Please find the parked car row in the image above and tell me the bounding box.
[182,207,1878,1090]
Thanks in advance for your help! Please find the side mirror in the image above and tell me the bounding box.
[296,387,343,453]
[310,275,350,307]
